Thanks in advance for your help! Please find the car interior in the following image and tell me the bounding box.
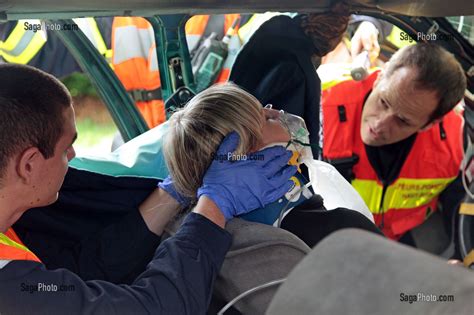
[1,0,474,313]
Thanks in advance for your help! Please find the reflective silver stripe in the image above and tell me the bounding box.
[74,18,100,50]
[113,25,155,65]
[149,50,158,72]
[0,260,11,269]
[2,29,36,57]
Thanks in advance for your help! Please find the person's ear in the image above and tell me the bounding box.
[17,147,43,184]
[419,118,442,132]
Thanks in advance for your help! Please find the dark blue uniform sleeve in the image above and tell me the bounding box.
[0,212,232,315]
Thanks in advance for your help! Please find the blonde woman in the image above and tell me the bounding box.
[163,82,382,247]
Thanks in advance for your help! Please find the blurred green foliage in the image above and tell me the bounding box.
[75,118,117,153]
[61,72,99,97]
[61,73,117,154]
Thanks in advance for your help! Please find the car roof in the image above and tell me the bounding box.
[1,0,473,20]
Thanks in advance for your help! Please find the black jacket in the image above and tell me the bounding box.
[230,15,321,157]
[14,168,161,284]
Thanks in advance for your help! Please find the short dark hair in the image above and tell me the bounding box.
[384,44,466,121]
[0,64,71,180]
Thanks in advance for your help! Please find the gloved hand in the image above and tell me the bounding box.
[158,176,191,207]
[197,132,297,220]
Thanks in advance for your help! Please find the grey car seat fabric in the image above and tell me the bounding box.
[215,218,310,314]
[266,229,474,315]
[164,217,310,314]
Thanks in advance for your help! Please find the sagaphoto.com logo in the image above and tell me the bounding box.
[24,20,79,33]
[399,29,455,43]
[211,152,265,163]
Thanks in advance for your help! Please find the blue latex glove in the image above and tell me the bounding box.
[158,175,191,207]
[197,132,297,220]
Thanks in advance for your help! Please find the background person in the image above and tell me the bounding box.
[322,16,393,66]
[229,5,351,158]
[321,44,467,244]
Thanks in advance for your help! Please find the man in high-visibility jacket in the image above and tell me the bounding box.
[321,43,467,241]
[0,20,47,64]
[0,63,294,313]
[0,18,111,78]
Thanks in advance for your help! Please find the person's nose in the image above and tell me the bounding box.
[67,146,76,161]
[373,111,392,132]
[373,115,385,132]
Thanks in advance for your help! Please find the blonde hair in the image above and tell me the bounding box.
[163,83,264,202]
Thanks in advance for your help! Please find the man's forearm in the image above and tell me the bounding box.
[140,187,226,234]
[139,187,181,235]
[193,196,226,228]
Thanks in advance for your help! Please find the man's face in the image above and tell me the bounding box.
[33,105,77,206]
[360,67,439,146]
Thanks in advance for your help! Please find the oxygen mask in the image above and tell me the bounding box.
[277,110,314,163]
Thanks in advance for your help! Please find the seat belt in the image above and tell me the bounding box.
[127,87,162,102]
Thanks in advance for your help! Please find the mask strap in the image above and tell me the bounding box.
[291,139,319,148]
